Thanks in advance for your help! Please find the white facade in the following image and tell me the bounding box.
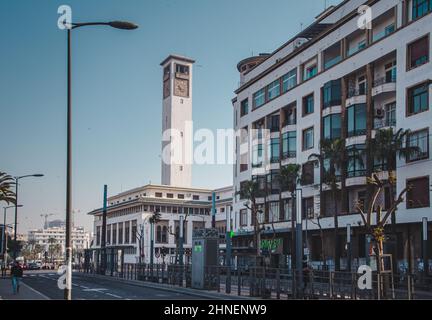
[232,0,432,266]
[161,55,195,188]
[28,226,91,254]
[89,184,233,264]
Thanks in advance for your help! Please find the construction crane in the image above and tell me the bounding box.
[40,213,54,229]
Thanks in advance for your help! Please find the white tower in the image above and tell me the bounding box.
[160,55,194,187]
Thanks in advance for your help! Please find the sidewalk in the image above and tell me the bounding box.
[77,273,254,300]
[0,277,49,300]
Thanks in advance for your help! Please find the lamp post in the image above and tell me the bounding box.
[62,19,138,301]
[295,187,303,298]
[178,214,184,286]
[3,205,22,273]
[423,217,428,276]
[225,207,232,294]
[13,175,44,260]
[347,224,352,272]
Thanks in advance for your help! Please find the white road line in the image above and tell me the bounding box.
[21,281,50,300]
[105,293,122,299]
[79,285,89,289]
[82,288,108,292]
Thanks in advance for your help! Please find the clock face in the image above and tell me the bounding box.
[163,79,170,99]
[174,79,189,97]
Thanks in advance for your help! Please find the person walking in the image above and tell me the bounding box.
[11,261,23,295]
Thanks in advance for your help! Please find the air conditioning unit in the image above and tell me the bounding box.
[375,108,385,118]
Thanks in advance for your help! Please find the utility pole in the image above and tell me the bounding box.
[101,185,107,275]
[347,224,352,272]
[225,207,232,294]
[423,218,428,276]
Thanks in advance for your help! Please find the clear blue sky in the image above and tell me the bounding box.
[0,0,342,233]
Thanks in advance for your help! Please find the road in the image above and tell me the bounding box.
[21,270,206,300]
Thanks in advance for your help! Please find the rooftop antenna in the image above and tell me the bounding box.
[324,0,328,10]
[40,213,54,229]
[300,22,304,31]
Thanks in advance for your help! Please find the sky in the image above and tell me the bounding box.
[0,0,342,234]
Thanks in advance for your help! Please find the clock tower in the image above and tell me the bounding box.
[160,54,195,187]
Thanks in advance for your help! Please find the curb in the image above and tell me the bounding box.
[76,272,254,300]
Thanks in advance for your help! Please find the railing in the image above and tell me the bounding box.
[373,75,396,87]
[282,118,297,127]
[347,129,367,137]
[83,263,432,300]
[282,151,297,159]
[374,118,396,129]
[347,87,366,98]
[347,169,367,178]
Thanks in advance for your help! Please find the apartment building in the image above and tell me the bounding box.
[28,226,91,254]
[232,0,432,272]
[87,184,233,265]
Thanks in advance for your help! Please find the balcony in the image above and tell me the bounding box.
[282,151,296,159]
[372,75,396,97]
[374,117,396,129]
[347,87,366,98]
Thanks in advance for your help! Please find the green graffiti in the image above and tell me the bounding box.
[260,239,282,251]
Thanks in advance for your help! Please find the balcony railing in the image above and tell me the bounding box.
[347,87,366,98]
[374,118,396,129]
[347,129,367,137]
[282,117,297,127]
[282,151,297,159]
[373,74,396,87]
[347,169,367,178]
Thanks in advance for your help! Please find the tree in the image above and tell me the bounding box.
[237,180,264,261]
[278,164,301,271]
[355,173,410,272]
[309,138,349,271]
[0,172,16,205]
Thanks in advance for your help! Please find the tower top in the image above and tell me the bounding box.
[160,54,195,66]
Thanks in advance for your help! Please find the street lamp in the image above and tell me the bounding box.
[3,205,22,273]
[295,187,303,298]
[14,174,44,260]
[63,19,138,300]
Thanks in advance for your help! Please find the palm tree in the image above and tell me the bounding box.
[0,172,16,205]
[309,138,350,271]
[277,164,301,271]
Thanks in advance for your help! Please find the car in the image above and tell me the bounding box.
[28,263,41,270]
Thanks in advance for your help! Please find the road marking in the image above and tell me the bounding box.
[79,285,89,289]
[82,288,108,292]
[105,293,123,299]
[21,281,50,300]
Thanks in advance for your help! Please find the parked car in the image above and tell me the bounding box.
[28,263,41,270]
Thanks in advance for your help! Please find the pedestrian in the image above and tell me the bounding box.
[11,261,23,295]
[302,256,311,296]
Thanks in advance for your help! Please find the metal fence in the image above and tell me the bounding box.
[84,264,432,300]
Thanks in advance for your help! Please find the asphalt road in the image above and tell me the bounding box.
[21,270,206,300]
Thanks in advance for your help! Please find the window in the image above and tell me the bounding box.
[323,114,341,140]
[112,224,117,244]
[347,144,366,178]
[283,199,295,221]
[107,225,111,245]
[358,76,367,95]
[270,114,280,132]
[240,99,248,117]
[178,194,185,199]
[253,88,266,109]
[408,36,429,69]
[267,79,281,100]
[96,226,101,246]
[385,61,397,83]
[323,80,341,108]
[282,131,296,158]
[193,195,200,200]
[407,82,429,115]
[267,170,280,194]
[302,127,314,150]
[357,39,367,50]
[155,192,163,198]
[302,197,314,219]
[176,64,189,74]
[118,223,123,244]
[304,64,317,81]
[282,104,297,126]
[347,104,367,137]
[412,0,432,20]
[252,143,264,167]
[131,220,137,244]
[301,162,314,185]
[269,202,280,222]
[252,175,266,197]
[303,94,314,116]
[407,129,429,161]
[124,221,130,244]
[407,176,430,208]
[282,68,297,92]
[269,138,280,163]
[240,209,248,227]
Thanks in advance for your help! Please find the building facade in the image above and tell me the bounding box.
[232,0,432,272]
[88,184,233,264]
[28,226,91,255]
